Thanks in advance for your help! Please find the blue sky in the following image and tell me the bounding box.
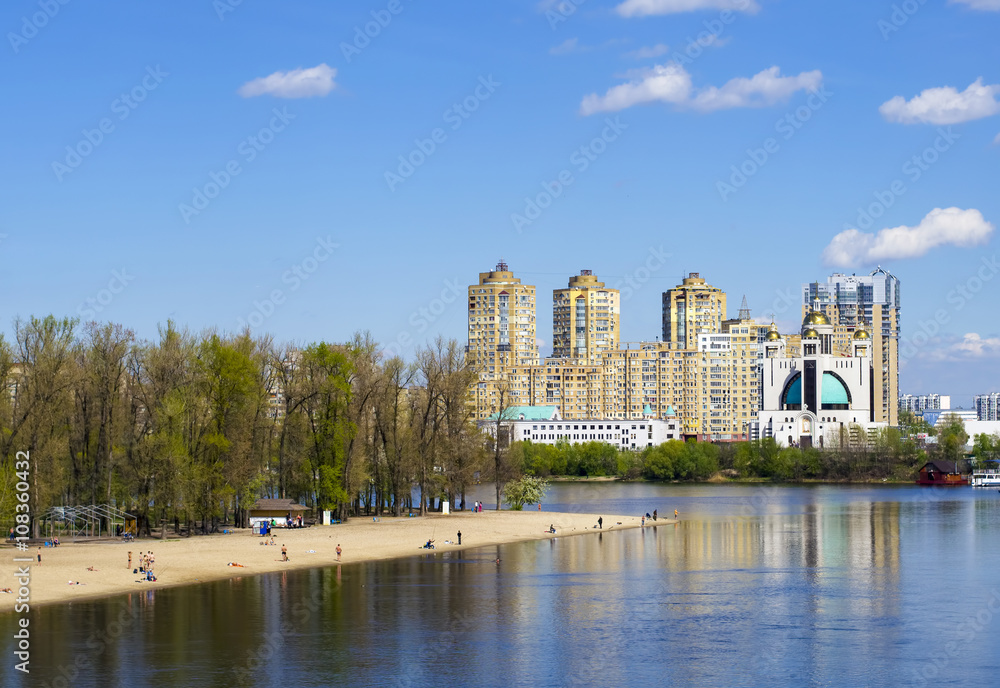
[1,0,999,405]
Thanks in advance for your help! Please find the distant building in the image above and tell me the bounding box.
[469,260,539,419]
[482,405,681,450]
[552,270,619,361]
[900,394,951,414]
[662,273,726,350]
[975,393,1000,421]
[803,267,900,426]
[756,310,886,448]
[920,409,977,427]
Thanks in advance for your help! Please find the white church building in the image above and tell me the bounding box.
[757,310,886,448]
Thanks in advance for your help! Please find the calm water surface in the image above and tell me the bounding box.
[5,483,1000,687]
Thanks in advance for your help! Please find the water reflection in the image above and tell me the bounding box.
[4,485,999,688]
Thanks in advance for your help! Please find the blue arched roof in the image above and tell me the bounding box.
[783,372,851,406]
[783,375,801,404]
[821,372,850,405]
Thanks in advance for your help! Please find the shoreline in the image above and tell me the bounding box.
[1,510,669,611]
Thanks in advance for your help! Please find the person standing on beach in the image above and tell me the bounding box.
[128,551,132,570]
[457,531,462,545]
[653,510,657,521]
[336,544,342,561]
[37,548,41,565]
[281,544,288,562]
[598,517,603,529]
[674,509,678,519]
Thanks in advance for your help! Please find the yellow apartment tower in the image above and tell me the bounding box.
[468,260,539,418]
[661,273,727,350]
[552,270,620,361]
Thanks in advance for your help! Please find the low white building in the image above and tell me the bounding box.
[756,312,886,448]
[483,405,681,450]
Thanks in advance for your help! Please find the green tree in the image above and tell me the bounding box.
[502,475,549,510]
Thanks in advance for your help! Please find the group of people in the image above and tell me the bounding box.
[640,509,679,526]
[471,502,485,513]
[129,550,157,581]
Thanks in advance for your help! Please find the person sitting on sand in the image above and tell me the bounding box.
[227,562,247,568]
[87,566,98,571]
[424,539,435,549]
[549,524,556,534]
[0,588,12,593]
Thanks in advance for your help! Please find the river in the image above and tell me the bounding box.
[4,483,999,687]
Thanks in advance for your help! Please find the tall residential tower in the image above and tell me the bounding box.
[661,273,727,349]
[552,270,620,361]
[467,260,539,373]
[803,267,900,425]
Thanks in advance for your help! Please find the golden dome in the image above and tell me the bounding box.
[803,310,830,326]
[853,328,870,340]
[803,328,819,338]
[764,321,781,341]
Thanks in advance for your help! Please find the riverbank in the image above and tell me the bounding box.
[1,510,665,610]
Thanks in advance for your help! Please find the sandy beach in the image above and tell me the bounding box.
[2,510,674,610]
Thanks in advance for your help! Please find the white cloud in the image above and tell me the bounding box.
[691,66,822,111]
[952,333,1000,358]
[626,43,670,59]
[580,63,692,115]
[949,0,1000,10]
[822,207,994,267]
[238,63,337,99]
[920,333,1000,362]
[580,64,821,115]
[616,0,758,17]
[550,38,581,55]
[879,78,1000,125]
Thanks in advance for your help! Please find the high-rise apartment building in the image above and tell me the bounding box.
[975,393,1000,421]
[476,275,761,441]
[552,270,620,361]
[468,260,539,418]
[899,394,951,414]
[803,267,900,425]
[467,260,539,372]
[662,273,727,350]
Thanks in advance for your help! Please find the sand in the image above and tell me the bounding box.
[1,510,674,610]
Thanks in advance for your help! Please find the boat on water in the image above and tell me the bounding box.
[970,461,1000,487]
[916,460,969,486]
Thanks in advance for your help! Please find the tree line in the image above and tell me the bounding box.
[513,414,996,482]
[0,316,498,537]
